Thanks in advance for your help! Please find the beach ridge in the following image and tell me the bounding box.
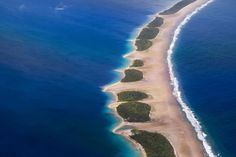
[103,0,214,157]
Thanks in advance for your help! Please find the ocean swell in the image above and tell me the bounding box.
[167,0,218,157]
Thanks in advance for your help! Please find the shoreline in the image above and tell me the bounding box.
[103,0,216,157]
[166,1,216,157]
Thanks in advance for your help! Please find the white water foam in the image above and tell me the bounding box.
[167,0,218,157]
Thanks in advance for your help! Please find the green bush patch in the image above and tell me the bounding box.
[117,91,148,101]
[131,59,144,67]
[160,0,196,15]
[130,130,175,157]
[117,102,151,122]
[135,39,152,51]
[148,17,164,28]
[137,28,159,40]
[121,69,143,82]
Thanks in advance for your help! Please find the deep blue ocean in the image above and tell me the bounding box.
[0,0,235,157]
[173,0,236,157]
[0,0,174,157]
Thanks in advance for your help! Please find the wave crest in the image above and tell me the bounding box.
[167,0,218,157]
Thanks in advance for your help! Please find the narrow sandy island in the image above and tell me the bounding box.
[104,0,211,157]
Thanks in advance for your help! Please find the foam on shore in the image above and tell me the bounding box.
[167,0,218,157]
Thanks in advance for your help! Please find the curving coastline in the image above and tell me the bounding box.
[167,0,216,157]
[104,0,216,157]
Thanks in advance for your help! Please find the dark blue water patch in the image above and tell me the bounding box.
[0,0,176,157]
[0,63,117,156]
[173,0,236,156]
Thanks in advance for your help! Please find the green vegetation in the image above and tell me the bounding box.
[130,130,175,157]
[117,102,151,122]
[134,17,163,51]
[135,39,152,51]
[131,59,144,67]
[121,69,143,82]
[137,28,159,40]
[135,17,163,51]
[160,0,196,15]
[148,17,164,28]
[117,91,148,101]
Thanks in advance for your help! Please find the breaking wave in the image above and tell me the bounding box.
[167,0,218,157]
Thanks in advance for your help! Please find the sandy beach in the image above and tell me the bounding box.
[104,0,211,157]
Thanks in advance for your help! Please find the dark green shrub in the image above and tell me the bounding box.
[160,0,196,15]
[117,91,148,101]
[131,60,144,67]
[135,39,152,51]
[121,69,143,82]
[137,28,159,40]
[117,102,151,122]
[148,17,164,27]
[130,130,175,157]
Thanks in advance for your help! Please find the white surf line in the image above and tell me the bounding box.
[167,0,218,157]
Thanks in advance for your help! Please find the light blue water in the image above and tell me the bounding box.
[0,0,175,157]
